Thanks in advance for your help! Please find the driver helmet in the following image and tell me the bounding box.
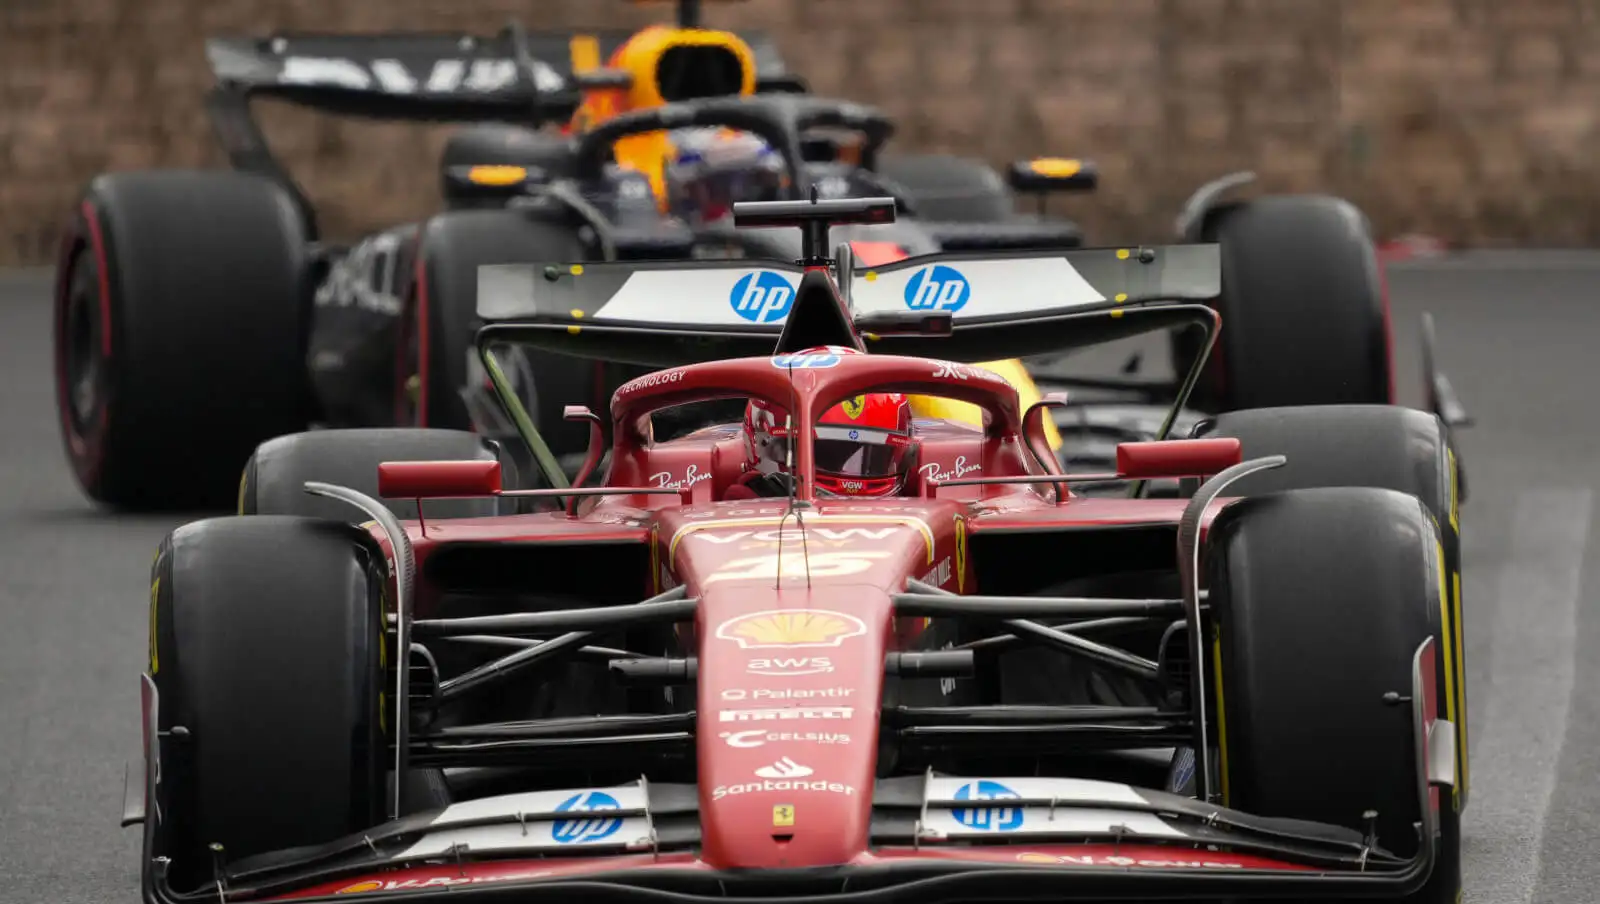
[744,350,916,498]
[664,127,786,224]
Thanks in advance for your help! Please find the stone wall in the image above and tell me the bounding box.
[3,0,1599,264]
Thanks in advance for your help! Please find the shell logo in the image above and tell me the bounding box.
[715,609,867,649]
[336,880,384,894]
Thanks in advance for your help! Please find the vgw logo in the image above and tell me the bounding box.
[904,265,971,312]
[951,780,1025,832]
[551,790,623,844]
[730,271,797,323]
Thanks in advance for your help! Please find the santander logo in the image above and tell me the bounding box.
[921,456,981,483]
[754,757,813,779]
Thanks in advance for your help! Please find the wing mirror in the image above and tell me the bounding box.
[1115,438,1242,480]
[378,460,504,498]
[1008,158,1099,194]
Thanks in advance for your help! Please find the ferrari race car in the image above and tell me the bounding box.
[52,2,1459,513]
[129,198,1467,904]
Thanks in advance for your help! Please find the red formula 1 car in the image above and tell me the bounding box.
[129,198,1465,903]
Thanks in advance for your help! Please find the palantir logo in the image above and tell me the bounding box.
[551,790,624,844]
[904,264,971,312]
[951,780,1024,832]
[730,271,797,323]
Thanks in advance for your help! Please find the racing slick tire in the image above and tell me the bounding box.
[1188,404,1468,818]
[1173,195,1391,414]
[55,170,310,510]
[1206,487,1460,903]
[876,154,1016,223]
[399,209,594,472]
[239,427,517,520]
[148,516,386,891]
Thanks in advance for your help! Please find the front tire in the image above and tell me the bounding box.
[1207,487,1460,902]
[148,516,386,891]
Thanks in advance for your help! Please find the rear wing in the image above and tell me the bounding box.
[474,244,1222,367]
[202,27,797,238]
[205,29,796,124]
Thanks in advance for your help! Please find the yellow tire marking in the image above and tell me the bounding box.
[1211,625,1230,805]
[148,577,160,675]
[1435,540,1460,809]
[1453,567,1469,800]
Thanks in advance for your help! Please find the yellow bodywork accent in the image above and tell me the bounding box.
[237,467,249,515]
[909,359,1062,450]
[466,165,530,186]
[569,26,759,205]
[1027,157,1082,178]
[569,34,601,74]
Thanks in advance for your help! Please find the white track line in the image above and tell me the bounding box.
[1463,489,1592,904]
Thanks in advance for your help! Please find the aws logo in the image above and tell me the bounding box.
[716,609,866,649]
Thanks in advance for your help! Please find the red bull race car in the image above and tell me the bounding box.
[54,1,1467,514]
[128,197,1466,904]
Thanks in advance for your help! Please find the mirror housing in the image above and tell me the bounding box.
[440,164,542,202]
[1008,157,1099,194]
[378,460,504,499]
[1115,438,1241,480]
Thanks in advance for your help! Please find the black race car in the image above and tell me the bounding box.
[53,12,1452,511]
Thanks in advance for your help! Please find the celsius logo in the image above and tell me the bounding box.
[904,265,971,312]
[551,791,623,844]
[951,780,1024,832]
[730,271,797,323]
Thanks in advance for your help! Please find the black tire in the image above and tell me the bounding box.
[239,427,518,520]
[875,154,1015,223]
[399,210,595,466]
[439,124,575,210]
[1189,403,1469,818]
[54,170,311,510]
[148,516,385,891]
[1174,195,1392,413]
[1207,487,1460,903]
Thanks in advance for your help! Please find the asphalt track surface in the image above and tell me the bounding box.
[1,252,1598,903]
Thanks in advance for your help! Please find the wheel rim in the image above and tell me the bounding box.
[59,251,108,449]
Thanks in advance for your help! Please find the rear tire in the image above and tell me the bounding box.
[239,427,518,520]
[1207,487,1460,903]
[148,516,385,891]
[1174,195,1392,413]
[55,171,311,510]
[398,210,594,471]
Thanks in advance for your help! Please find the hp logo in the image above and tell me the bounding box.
[551,790,624,844]
[904,265,971,312]
[730,271,797,324]
[951,780,1024,832]
[771,352,841,369]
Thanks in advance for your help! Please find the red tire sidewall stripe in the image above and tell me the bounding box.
[55,200,113,484]
[404,233,432,427]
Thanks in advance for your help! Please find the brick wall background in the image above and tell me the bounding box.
[3,0,1599,265]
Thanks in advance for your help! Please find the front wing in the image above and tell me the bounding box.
[133,640,1454,903]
